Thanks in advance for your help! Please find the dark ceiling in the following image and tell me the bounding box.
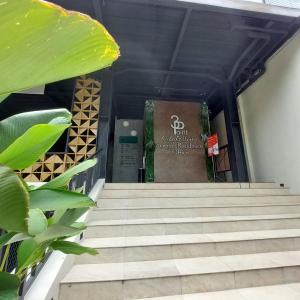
[13,0,300,120]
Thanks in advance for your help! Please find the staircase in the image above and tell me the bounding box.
[59,183,300,299]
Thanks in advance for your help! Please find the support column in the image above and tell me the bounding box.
[222,81,248,182]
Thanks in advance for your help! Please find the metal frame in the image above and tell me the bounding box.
[92,0,300,183]
[114,68,224,84]
[222,81,248,182]
[114,0,300,19]
[160,8,192,96]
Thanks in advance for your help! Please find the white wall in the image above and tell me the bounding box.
[24,179,105,300]
[238,31,300,193]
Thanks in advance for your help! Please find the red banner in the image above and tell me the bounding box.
[207,134,219,157]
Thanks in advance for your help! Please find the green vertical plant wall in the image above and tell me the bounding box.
[200,102,214,182]
[144,100,155,182]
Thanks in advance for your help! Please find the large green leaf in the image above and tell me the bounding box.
[34,224,83,243]
[0,165,29,232]
[50,241,98,256]
[0,232,30,248]
[47,205,90,227]
[40,159,97,190]
[0,272,20,300]
[0,109,71,152]
[17,239,38,270]
[29,189,95,211]
[0,122,70,170]
[27,209,48,236]
[17,239,47,273]
[0,94,10,104]
[0,233,16,248]
[3,233,31,246]
[58,208,89,226]
[0,0,119,97]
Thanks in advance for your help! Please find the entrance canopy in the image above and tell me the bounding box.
[54,0,300,119]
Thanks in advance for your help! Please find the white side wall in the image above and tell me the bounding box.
[238,31,300,193]
[24,179,105,300]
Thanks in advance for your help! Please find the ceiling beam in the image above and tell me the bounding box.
[232,25,288,35]
[115,0,299,21]
[114,68,223,84]
[176,0,300,18]
[229,29,271,80]
[254,17,300,72]
[232,18,299,86]
[115,93,204,102]
[91,0,103,22]
[161,8,191,96]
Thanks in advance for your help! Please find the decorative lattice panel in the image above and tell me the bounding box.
[19,75,101,182]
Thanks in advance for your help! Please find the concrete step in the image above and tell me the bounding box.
[90,203,300,220]
[85,214,300,238]
[76,229,300,264]
[60,251,300,299]
[100,188,289,199]
[136,283,300,300]
[104,182,282,190]
[98,195,300,208]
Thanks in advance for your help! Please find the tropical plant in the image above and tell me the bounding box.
[0,0,119,299]
[0,101,99,295]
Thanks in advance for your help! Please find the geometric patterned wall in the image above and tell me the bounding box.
[19,75,101,182]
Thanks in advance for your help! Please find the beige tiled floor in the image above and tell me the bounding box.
[139,283,300,300]
[63,250,300,284]
[82,229,300,248]
[60,183,300,299]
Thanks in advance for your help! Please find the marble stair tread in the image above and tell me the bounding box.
[97,195,300,208]
[104,182,281,190]
[81,229,300,248]
[87,213,300,226]
[61,250,300,283]
[100,188,290,198]
[137,283,300,300]
[104,183,242,190]
[94,202,300,210]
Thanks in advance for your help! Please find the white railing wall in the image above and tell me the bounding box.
[243,0,300,9]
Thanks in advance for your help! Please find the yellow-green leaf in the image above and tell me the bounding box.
[29,189,95,211]
[0,109,71,152]
[0,94,10,104]
[0,123,70,170]
[40,159,97,189]
[0,0,119,96]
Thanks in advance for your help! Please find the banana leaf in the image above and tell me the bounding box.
[0,0,119,98]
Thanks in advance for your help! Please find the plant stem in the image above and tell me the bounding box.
[17,268,27,280]
[0,244,11,272]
